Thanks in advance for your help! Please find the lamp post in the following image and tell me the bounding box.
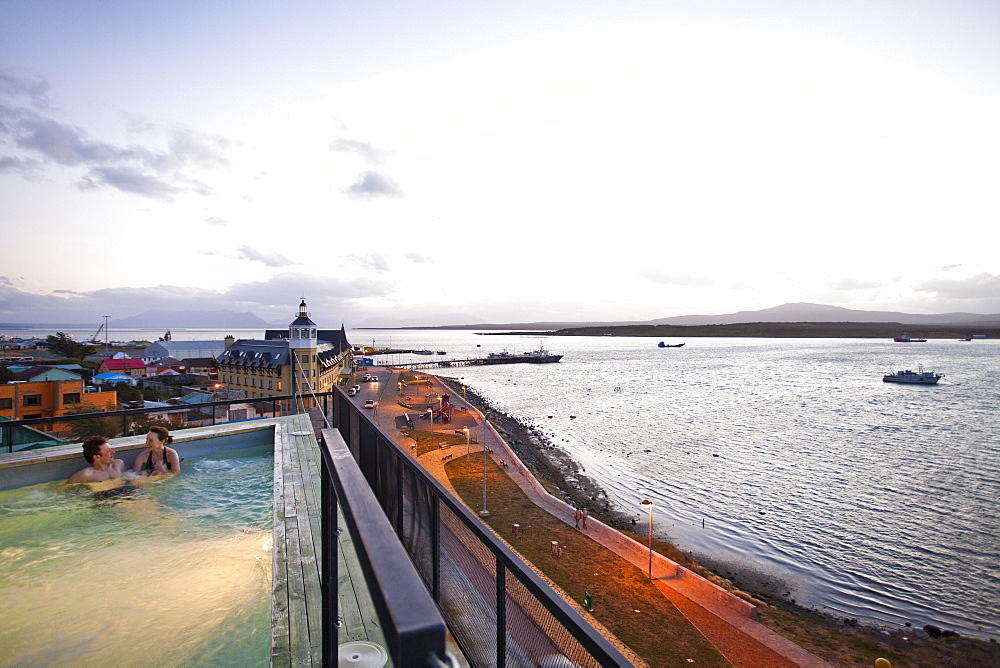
[479,423,490,517]
[640,499,653,578]
[463,426,470,473]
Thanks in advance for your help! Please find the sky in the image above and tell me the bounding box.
[2,0,999,328]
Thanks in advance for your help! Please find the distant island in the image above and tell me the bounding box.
[548,321,997,339]
[416,303,1000,336]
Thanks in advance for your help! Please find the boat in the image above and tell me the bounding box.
[894,334,927,343]
[413,350,434,355]
[883,369,943,384]
[658,342,685,348]
[484,346,563,364]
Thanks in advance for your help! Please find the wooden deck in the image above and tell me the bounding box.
[270,413,390,666]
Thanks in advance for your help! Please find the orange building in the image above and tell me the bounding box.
[0,379,117,432]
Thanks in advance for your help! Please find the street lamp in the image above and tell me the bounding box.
[463,426,470,472]
[640,499,653,578]
[479,423,490,517]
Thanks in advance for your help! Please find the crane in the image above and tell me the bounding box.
[89,323,105,344]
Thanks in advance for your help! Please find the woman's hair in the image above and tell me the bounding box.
[148,426,173,445]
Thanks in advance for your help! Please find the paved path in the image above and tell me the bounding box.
[363,366,830,667]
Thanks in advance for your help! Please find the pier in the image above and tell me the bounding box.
[376,354,562,370]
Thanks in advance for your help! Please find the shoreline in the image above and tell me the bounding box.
[436,374,997,653]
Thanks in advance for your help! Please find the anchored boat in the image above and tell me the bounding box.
[883,369,943,384]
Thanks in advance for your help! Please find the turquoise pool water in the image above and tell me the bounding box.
[0,445,273,667]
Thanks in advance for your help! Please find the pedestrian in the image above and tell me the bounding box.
[574,507,583,529]
[581,507,589,530]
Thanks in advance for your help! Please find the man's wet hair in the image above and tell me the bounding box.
[82,435,108,464]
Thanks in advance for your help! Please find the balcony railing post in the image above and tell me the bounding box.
[320,435,338,665]
[496,558,507,667]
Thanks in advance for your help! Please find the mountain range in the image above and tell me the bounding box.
[429,302,1000,330]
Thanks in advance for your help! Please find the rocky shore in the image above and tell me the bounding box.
[438,376,640,532]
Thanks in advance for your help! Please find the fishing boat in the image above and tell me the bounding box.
[883,369,943,384]
[894,334,927,343]
[413,350,434,355]
[658,342,685,348]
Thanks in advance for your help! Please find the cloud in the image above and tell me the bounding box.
[347,253,392,272]
[405,253,435,264]
[330,139,388,165]
[79,165,182,200]
[0,272,395,325]
[830,277,881,290]
[0,276,12,286]
[914,272,1000,300]
[235,246,297,268]
[344,171,404,200]
[0,68,229,200]
[637,269,712,287]
[0,70,50,106]
[205,216,229,226]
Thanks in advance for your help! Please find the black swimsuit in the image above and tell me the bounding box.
[142,449,172,472]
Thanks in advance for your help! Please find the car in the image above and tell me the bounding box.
[352,384,361,392]
[364,400,376,409]
[347,387,358,396]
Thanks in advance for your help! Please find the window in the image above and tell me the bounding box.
[23,395,42,407]
[0,398,12,410]
[277,381,282,390]
[63,393,81,405]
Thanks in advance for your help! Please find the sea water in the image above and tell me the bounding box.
[0,448,273,666]
[357,330,999,640]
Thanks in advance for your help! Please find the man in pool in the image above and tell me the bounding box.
[66,435,126,484]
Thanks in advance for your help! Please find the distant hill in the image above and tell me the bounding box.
[427,303,1000,330]
[111,310,272,328]
[649,303,1000,326]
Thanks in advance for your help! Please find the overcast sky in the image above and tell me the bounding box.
[2,1,998,327]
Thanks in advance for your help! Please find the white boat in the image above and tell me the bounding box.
[883,369,943,384]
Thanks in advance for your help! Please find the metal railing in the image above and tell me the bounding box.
[0,393,335,453]
[319,427,449,666]
[329,390,631,667]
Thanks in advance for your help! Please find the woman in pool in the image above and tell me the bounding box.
[132,426,181,476]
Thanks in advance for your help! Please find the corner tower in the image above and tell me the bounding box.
[288,298,318,393]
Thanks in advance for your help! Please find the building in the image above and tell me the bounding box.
[97,357,146,378]
[216,300,352,400]
[1,378,117,431]
[142,340,228,362]
[14,366,84,383]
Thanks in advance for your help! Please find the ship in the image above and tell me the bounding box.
[483,346,562,364]
[883,369,943,384]
[894,334,927,343]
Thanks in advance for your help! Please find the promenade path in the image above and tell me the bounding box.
[362,367,831,668]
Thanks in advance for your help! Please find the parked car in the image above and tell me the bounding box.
[364,400,376,409]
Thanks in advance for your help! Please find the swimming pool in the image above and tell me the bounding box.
[0,444,273,666]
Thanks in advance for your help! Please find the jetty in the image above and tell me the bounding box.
[377,353,562,370]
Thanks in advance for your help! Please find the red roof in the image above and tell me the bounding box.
[102,358,146,371]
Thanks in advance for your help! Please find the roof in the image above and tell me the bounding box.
[217,339,291,368]
[143,340,227,360]
[14,366,84,382]
[94,371,134,381]
[101,358,146,371]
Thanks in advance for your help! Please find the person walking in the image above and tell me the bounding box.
[574,507,583,529]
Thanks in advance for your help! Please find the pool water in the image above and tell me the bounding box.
[0,447,273,667]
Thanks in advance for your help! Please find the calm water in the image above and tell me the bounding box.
[0,448,273,666]
[363,330,1000,640]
